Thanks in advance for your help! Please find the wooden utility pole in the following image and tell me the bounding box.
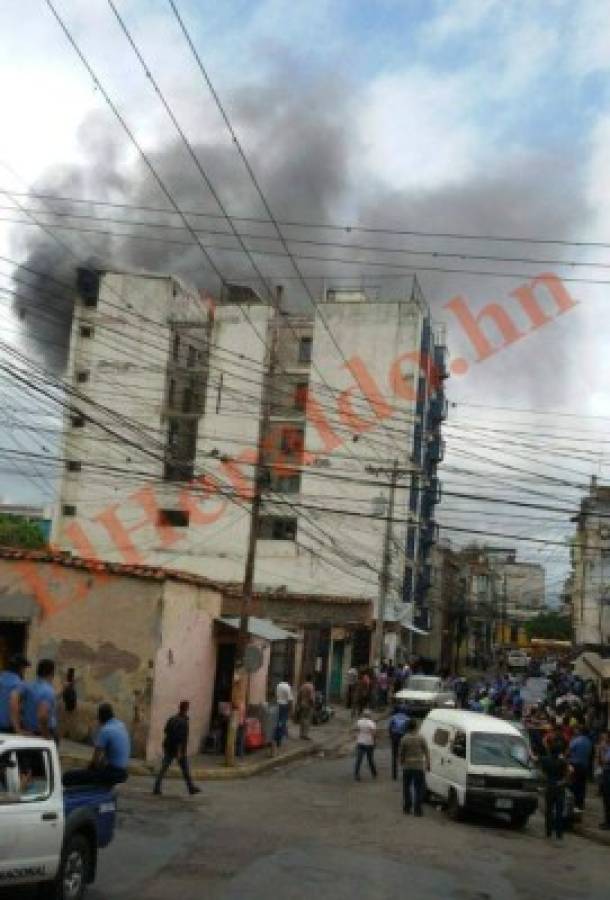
[225,301,278,766]
[366,461,417,667]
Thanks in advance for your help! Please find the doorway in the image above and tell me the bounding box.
[329,641,344,700]
[0,621,28,669]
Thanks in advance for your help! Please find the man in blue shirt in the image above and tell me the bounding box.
[22,659,57,739]
[63,703,130,787]
[388,704,410,780]
[0,653,30,733]
[568,726,593,811]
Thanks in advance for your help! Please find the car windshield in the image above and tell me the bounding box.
[471,732,530,768]
[407,678,440,692]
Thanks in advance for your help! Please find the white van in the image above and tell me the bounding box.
[420,710,538,828]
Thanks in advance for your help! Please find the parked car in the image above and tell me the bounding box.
[0,734,117,899]
[507,650,530,671]
[394,675,456,717]
[420,709,539,828]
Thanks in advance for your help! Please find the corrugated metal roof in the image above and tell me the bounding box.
[218,616,298,642]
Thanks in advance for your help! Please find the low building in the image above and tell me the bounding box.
[0,548,274,761]
[569,477,610,648]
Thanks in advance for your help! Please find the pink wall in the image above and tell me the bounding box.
[247,638,271,706]
[148,581,221,761]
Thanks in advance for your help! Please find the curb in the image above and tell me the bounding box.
[572,824,610,848]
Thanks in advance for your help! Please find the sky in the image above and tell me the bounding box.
[3,0,610,601]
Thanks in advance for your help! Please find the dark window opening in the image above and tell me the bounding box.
[168,378,176,407]
[66,461,82,472]
[187,345,197,368]
[298,337,312,364]
[259,516,297,541]
[158,509,190,528]
[62,505,77,517]
[79,325,94,338]
[164,417,197,482]
[182,387,193,413]
[275,475,301,494]
[71,415,85,428]
[280,427,304,455]
[76,268,100,308]
[172,333,181,362]
[76,371,90,384]
[294,382,308,411]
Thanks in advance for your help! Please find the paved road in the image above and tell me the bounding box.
[7,722,608,900]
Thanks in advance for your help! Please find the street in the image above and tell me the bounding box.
[10,730,607,900]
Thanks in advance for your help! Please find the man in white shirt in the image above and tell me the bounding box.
[275,681,293,748]
[354,709,377,780]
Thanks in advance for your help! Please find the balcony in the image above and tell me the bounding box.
[428,436,445,464]
[428,395,448,424]
[434,343,449,380]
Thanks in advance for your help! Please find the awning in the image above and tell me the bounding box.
[217,616,299,642]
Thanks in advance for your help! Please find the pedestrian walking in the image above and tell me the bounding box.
[63,703,130,787]
[153,701,200,796]
[399,718,430,815]
[539,742,568,841]
[59,667,78,741]
[354,708,377,780]
[0,653,29,734]
[567,725,592,812]
[298,675,315,740]
[388,704,409,781]
[275,680,293,747]
[22,659,57,740]
[597,730,610,830]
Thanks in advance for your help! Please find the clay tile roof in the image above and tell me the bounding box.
[0,546,241,596]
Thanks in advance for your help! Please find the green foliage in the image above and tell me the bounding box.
[525,610,572,641]
[0,515,47,549]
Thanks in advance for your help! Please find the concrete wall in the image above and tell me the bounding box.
[148,580,221,760]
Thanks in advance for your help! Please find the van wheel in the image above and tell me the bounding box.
[510,813,529,830]
[446,790,463,822]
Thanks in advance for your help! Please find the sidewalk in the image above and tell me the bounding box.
[59,706,381,783]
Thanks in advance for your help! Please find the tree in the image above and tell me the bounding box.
[525,610,572,641]
[0,515,47,549]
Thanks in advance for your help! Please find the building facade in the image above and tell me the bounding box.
[569,476,610,648]
[51,270,447,680]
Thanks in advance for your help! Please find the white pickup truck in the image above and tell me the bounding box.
[0,734,117,899]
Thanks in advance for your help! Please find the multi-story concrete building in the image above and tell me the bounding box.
[51,270,447,685]
[569,476,610,648]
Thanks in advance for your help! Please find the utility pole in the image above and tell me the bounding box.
[366,461,417,667]
[225,298,279,766]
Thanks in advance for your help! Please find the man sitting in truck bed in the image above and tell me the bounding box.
[63,703,130,788]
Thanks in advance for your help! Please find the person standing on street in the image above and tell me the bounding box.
[399,718,430,815]
[298,675,315,740]
[60,667,78,741]
[154,701,200,796]
[388,704,409,781]
[63,703,130,787]
[0,653,29,734]
[539,741,568,841]
[346,666,358,711]
[354,708,377,780]
[22,659,57,740]
[597,730,610,830]
[275,680,293,748]
[567,725,592,812]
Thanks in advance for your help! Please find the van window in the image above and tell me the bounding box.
[471,732,528,767]
[451,731,467,759]
[433,728,450,747]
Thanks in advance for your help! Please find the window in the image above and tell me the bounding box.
[172,333,181,362]
[294,382,308,411]
[451,732,467,759]
[275,475,301,494]
[187,345,197,368]
[0,749,52,804]
[298,336,312,364]
[77,268,100,308]
[182,386,193,413]
[280,427,304,455]
[259,516,297,541]
[433,728,450,748]
[158,509,190,528]
[470,733,529,768]
[62,505,77,517]
[80,325,94,339]
[71,415,85,428]
[168,378,176,407]
[66,461,82,473]
[76,370,90,384]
